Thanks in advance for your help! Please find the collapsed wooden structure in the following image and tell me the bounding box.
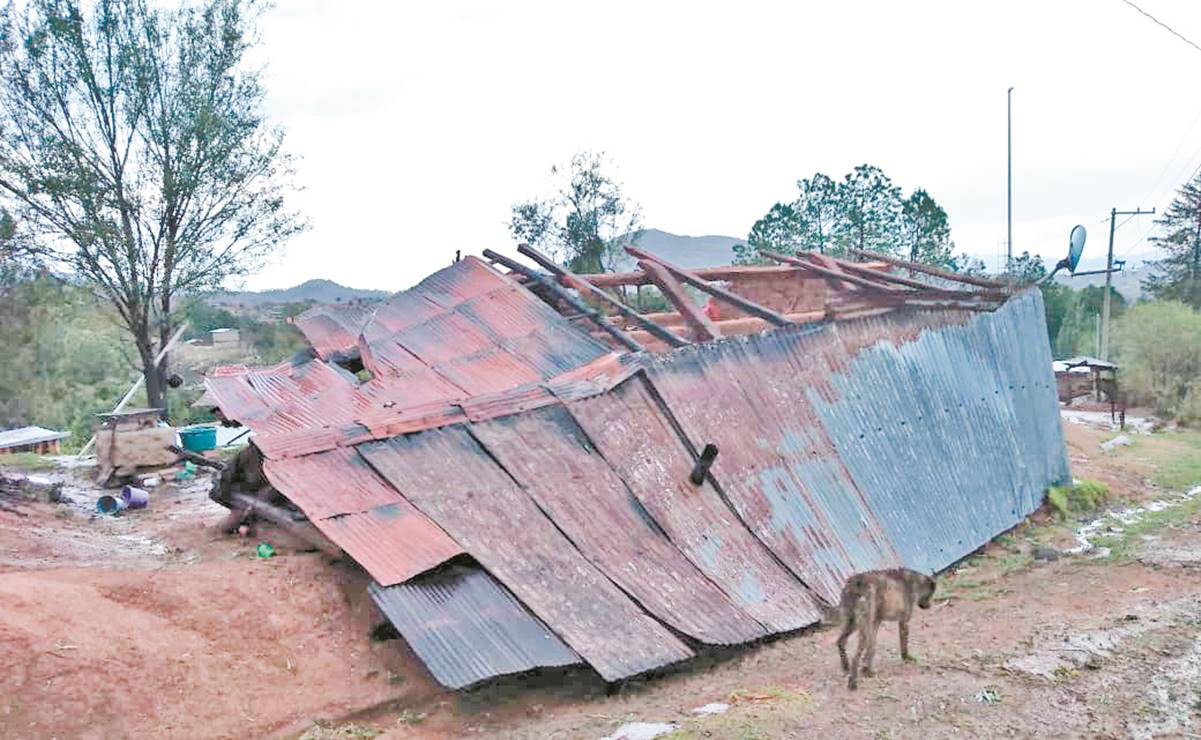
[202,244,1068,689]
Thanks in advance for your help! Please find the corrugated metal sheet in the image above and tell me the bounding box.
[205,257,623,459]
[468,405,768,646]
[295,303,375,360]
[369,565,581,689]
[359,426,696,681]
[568,377,823,632]
[806,289,1069,575]
[263,448,462,585]
[0,426,71,450]
[644,327,900,604]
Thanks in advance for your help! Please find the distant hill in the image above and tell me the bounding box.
[619,228,745,270]
[211,279,389,308]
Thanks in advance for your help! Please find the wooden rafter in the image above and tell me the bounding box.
[847,248,1007,289]
[638,260,719,342]
[482,249,645,353]
[515,244,690,348]
[626,246,794,327]
[760,250,900,294]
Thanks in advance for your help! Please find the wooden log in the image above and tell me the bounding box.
[483,249,645,352]
[559,262,890,288]
[627,246,794,326]
[847,248,1007,289]
[231,492,342,558]
[761,250,900,293]
[639,260,720,342]
[516,244,690,348]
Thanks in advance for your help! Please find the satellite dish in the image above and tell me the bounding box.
[1067,224,1086,274]
[1042,224,1088,284]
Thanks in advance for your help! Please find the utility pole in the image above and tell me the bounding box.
[1007,87,1014,272]
[1098,207,1155,360]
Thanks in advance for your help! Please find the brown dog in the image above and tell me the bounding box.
[832,568,936,689]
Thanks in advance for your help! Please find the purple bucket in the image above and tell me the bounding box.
[120,485,150,510]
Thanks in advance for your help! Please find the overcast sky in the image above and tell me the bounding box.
[241,0,1201,291]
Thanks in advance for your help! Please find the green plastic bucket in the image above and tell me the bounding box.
[179,425,217,452]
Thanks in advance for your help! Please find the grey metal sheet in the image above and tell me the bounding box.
[359,426,695,681]
[468,405,768,646]
[369,565,580,689]
[807,289,1070,574]
[568,377,823,632]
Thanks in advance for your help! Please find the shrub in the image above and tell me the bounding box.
[1113,301,1201,423]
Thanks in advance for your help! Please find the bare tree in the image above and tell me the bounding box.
[0,0,306,411]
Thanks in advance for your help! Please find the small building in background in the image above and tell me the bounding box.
[0,426,71,455]
[210,327,240,345]
[1053,356,1119,404]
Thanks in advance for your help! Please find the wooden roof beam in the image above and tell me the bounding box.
[482,249,645,353]
[515,244,690,348]
[638,260,720,342]
[626,246,794,327]
[847,248,1007,289]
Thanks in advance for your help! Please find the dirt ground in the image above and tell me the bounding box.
[2,418,1200,740]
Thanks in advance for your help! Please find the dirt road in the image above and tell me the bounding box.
[2,420,1199,739]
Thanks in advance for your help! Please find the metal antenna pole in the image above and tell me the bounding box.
[1007,86,1014,272]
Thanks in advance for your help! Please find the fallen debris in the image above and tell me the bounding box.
[690,702,730,716]
[599,722,676,740]
[1099,434,1133,452]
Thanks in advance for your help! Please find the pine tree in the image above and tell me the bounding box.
[1144,171,1201,309]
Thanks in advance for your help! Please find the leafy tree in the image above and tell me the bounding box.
[949,253,988,276]
[1052,286,1126,358]
[1008,251,1047,284]
[736,202,801,264]
[1113,301,1201,422]
[832,164,903,254]
[900,188,954,267]
[509,151,642,273]
[0,273,133,446]
[742,166,959,264]
[0,0,306,413]
[1143,170,1201,308]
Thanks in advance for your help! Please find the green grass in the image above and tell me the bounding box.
[1047,478,1110,520]
[297,721,382,740]
[0,452,58,471]
[1093,492,1201,562]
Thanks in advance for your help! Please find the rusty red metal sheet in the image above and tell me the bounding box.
[359,426,695,681]
[263,448,462,585]
[567,377,822,632]
[468,405,768,646]
[644,333,899,604]
[313,504,462,586]
[295,303,375,360]
[206,258,622,460]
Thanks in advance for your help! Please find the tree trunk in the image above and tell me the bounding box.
[137,338,166,416]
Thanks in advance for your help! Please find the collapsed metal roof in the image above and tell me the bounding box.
[204,245,1069,688]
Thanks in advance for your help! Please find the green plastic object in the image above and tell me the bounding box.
[179,425,217,452]
[175,460,196,481]
[256,542,275,559]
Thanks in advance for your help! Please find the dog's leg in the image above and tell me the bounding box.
[899,618,914,663]
[848,622,867,690]
[863,617,880,677]
[837,611,855,673]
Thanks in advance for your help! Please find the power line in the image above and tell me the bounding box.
[1118,0,1201,56]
